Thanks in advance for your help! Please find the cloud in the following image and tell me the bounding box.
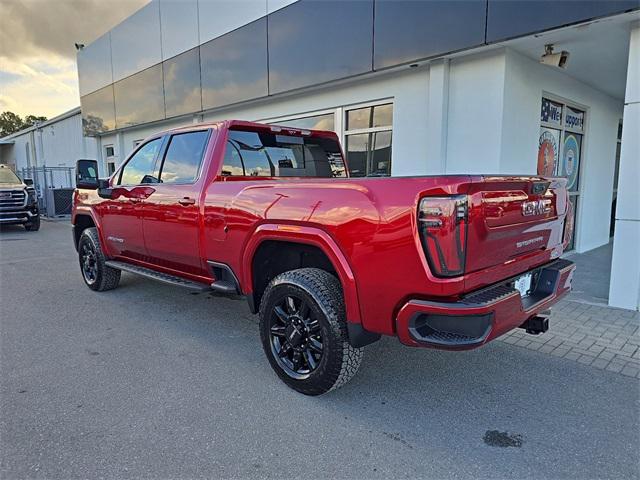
[0,0,149,118]
[0,0,150,61]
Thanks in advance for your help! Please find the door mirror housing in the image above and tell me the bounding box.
[76,159,99,189]
[23,178,34,186]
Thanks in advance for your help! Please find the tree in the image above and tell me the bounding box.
[24,115,48,127]
[0,111,24,137]
[0,111,48,137]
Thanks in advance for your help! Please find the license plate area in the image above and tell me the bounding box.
[514,273,533,297]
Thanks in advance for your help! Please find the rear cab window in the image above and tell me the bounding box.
[221,128,346,178]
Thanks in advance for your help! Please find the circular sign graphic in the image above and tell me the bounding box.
[538,130,558,176]
[563,134,580,190]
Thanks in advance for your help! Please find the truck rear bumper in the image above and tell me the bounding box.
[395,259,575,350]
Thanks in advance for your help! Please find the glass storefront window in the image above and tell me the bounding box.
[345,103,393,177]
[345,131,392,177]
[539,96,585,250]
[347,104,393,130]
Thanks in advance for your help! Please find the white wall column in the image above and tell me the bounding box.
[609,23,640,310]
[426,59,450,173]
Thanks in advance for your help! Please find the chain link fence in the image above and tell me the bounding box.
[18,166,75,217]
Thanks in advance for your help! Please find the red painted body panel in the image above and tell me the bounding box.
[72,120,573,348]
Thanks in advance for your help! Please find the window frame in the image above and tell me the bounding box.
[156,129,212,186]
[116,136,166,186]
[259,98,395,178]
[343,100,393,177]
[539,92,589,252]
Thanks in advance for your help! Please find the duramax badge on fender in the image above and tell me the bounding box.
[72,120,576,395]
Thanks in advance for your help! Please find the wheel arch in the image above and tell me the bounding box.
[242,224,362,325]
[72,208,100,251]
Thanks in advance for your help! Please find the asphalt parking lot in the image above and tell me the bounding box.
[1,221,639,479]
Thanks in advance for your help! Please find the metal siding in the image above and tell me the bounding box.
[374,0,487,70]
[486,0,640,43]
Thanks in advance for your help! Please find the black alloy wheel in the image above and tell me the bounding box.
[80,241,98,285]
[259,268,363,395]
[269,294,324,379]
[77,227,121,291]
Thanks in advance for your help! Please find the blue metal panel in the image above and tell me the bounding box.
[268,0,374,94]
[486,0,639,42]
[200,18,268,110]
[374,0,487,70]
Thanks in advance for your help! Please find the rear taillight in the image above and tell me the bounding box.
[563,198,575,249]
[418,195,468,277]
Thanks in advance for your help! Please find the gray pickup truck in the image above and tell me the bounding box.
[0,165,40,231]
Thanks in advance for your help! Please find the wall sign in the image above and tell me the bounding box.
[562,134,581,191]
[565,106,584,131]
[541,98,563,127]
[538,128,560,176]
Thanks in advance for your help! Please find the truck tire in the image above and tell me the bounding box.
[259,268,363,395]
[78,227,121,291]
[24,215,40,231]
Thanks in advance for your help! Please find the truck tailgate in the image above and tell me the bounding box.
[465,176,569,275]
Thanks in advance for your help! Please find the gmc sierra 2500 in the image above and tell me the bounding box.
[72,120,575,395]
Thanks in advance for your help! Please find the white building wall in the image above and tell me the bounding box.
[1,112,100,174]
[609,23,640,310]
[445,49,506,174]
[500,48,623,253]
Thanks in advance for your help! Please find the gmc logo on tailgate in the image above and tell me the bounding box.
[522,199,551,216]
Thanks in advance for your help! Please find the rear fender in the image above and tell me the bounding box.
[242,224,362,325]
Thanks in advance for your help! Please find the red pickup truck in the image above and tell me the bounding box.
[73,120,575,395]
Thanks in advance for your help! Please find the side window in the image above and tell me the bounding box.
[159,131,209,184]
[118,138,162,185]
[221,141,245,176]
[227,131,274,177]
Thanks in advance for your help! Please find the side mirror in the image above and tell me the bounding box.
[24,178,34,186]
[76,159,99,189]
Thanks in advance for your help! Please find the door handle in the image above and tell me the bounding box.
[178,197,196,206]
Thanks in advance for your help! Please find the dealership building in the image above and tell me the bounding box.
[1,0,639,310]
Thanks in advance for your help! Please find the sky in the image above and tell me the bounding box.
[0,0,149,119]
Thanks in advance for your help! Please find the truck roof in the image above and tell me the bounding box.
[160,119,339,139]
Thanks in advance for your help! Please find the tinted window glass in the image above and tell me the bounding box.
[81,85,116,135]
[118,138,162,185]
[223,129,346,178]
[159,131,209,184]
[347,104,393,130]
[163,47,202,119]
[200,18,268,110]
[346,131,392,177]
[114,64,165,129]
[221,141,246,177]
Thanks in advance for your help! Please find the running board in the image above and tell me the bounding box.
[105,261,211,291]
